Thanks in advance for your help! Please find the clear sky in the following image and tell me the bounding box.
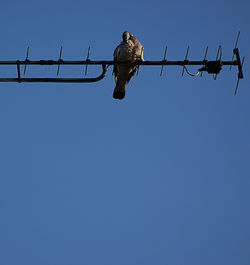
[0,1,249,265]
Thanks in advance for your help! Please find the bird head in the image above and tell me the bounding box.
[122,31,131,43]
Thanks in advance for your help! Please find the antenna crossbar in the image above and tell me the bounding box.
[0,59,240,66]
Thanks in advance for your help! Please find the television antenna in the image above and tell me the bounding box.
[0,32,244,95]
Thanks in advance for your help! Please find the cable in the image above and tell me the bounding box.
[183,65,200,77]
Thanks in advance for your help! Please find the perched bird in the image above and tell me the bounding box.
[113,31,144,99]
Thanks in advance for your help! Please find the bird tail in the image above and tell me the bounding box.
[113,82,126,100]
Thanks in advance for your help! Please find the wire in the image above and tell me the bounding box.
[183,65,200,77]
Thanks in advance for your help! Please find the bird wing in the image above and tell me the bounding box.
[130,35,144,61]
[113,40,134,80]
[125,35,144,82]
[113,44,121,80]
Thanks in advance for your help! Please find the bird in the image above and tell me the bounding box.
[113,31,144,100]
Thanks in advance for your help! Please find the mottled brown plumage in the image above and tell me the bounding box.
[113,31,143,99]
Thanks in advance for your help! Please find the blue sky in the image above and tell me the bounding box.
[0,1,249,265]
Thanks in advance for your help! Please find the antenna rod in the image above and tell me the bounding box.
[0,60,240,66]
